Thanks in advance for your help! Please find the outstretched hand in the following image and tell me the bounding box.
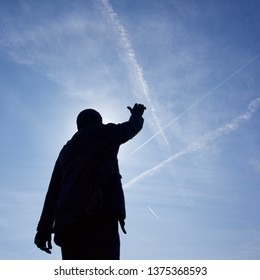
[127,103,146,117]
[34,231,52,254]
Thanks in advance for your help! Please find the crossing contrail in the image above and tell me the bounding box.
[132,54,260,154]
[148,206,161,221]
[95,0,169,148]
[125,97,260,188]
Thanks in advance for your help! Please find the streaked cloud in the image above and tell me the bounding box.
[95,0,169,149]
[125,97,260,188]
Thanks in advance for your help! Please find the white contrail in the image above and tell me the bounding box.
[148,206,161,221]
[133,54,260,153]
[125,97,260,188]
[95,0,169,148]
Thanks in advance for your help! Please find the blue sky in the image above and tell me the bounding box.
[0,0,260,260]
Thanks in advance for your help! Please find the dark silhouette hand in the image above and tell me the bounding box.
[127,103,146,117]
[34,231,52,254]
[119,219,127,234]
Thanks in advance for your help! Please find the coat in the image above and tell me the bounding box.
[36,113,144,244]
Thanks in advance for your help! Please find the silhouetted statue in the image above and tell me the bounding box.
[34,103,145,259]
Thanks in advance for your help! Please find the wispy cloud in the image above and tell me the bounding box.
[95,0,169,148]
[0,4,115,100]
[125,97,260,188]
[132,54,260,153]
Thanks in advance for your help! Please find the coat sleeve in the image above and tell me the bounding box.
[36,159,62,234]
[115,113,144,144]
